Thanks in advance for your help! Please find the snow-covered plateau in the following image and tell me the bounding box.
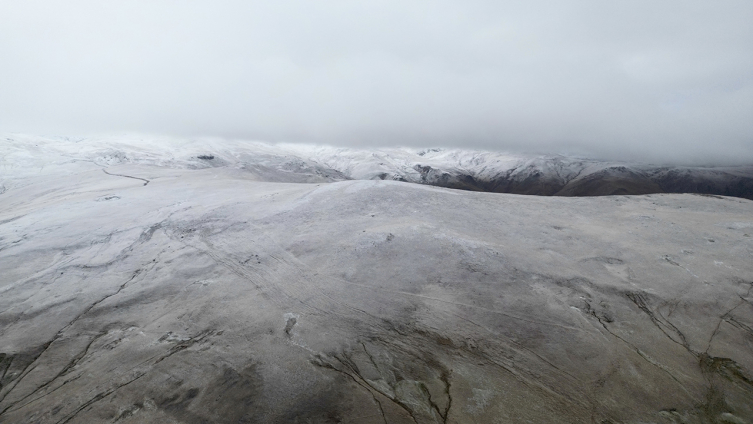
[1,135,752,423]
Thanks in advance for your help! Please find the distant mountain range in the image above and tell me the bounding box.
[305,148,753,199]
[4,134,753,199]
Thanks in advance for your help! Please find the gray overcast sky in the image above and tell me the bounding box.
[1,1,752,163]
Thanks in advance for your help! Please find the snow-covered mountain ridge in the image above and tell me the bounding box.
[3,134,753,199]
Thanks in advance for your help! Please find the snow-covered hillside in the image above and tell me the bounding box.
[3,134,752,199]
[1,134,753,423]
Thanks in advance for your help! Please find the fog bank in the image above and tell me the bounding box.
[1,1,751,164]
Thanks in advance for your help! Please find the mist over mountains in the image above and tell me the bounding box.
[5,135,752,200]
[3,2,752,164]
[2,1,752,422]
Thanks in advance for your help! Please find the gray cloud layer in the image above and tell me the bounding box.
[1,1,751,164]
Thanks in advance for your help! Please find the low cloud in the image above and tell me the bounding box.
[1,1,751,164]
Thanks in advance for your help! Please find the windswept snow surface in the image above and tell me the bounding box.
[1,134,753,423]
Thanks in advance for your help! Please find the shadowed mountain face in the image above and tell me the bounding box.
[396,159,753,200]
[1,136,753,423]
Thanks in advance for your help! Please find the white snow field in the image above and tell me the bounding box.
[1,135,752,423]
